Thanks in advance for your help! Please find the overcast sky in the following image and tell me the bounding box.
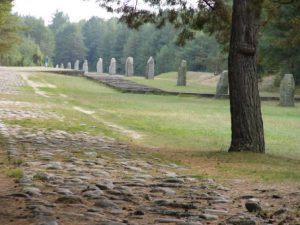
[13,0,115,24]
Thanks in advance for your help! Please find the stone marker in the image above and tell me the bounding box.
[67,62,71,69]
[177,60,187,86]
[60,63,64,69]
[109,58,116,75]
[55,64,59,69]
[74,60,79,70]
[279,74,295,107]
[82,60,88,74]
[97,58,103,74]
[146,57,155,79]
[125,57,134,76]
[215,70,229,98]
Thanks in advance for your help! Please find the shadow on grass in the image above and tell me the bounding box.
[150,149,300,183]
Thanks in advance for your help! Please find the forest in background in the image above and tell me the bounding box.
[0,12,226,75]
[0,2,300,83]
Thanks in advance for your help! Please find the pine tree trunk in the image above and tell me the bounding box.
[228,0,265,153]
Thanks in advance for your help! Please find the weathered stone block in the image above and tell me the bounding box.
[82,60,88,74]
[109,58,116,75]
[146,57,155,79]
[177,60,187,86]
[97,58,103,74]
[215,70,229,98]
[280,74,295,107]
[125,57,134,76]
[74,60,79,70]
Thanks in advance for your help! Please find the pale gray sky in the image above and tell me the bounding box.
[13,0,116,24]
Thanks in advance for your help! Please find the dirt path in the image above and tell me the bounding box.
[0,68,299,225]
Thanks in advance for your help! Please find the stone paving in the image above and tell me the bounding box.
[85,75,164,94]
[0,68,299,225]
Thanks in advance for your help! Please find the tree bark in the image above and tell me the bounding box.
[228,0,265,153]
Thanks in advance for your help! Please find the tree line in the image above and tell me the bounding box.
[0,11,226,76]
[0,4,299,83]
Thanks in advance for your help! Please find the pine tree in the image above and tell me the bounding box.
[0,0,21,54]
[54,24,87,65]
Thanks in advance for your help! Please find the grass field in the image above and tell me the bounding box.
[2,71,300,183]
[126,71,300,97]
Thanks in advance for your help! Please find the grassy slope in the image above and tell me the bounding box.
[127,72,217,93]
[126,72,300,97]
[2,72,300,183]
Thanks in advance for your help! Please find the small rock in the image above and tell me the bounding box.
[204,209,228,215]
[84,151,97,157]
[151,187,176,195]
[155,218,185,223]
[23,187,41,196]
[39,220,58,225]
[95,180,114,190]
[97,221,126,225]
[245,200,262,213]
[18,175,32,185]
[164,177,184,184]
[83,189,104,198]
[10,192,31,198]
[226,215,256,225]
[55,195,83,204]
[272,194,282,199]
[273,208,288,216]
[55,188,73,195]
[133,210,144,216]
[46,162,62,170]
[30,205,54,216]
[94,198,120,209]
[177,222,202,225]
[198,214,219,220]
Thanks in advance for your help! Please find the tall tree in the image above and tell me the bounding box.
[49,11,70,35]
[94,0,266,153]
[54,24,86,65]
[228,0,264,152]
[0,0,21,54]
[260,1,300,84]
[22,16,55,58]
[110,24,130,74]
[82,17,116,72]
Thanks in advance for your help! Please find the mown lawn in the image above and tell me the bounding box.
[126,71,300,97]
[127,72,217,93]
[2,71,300,183]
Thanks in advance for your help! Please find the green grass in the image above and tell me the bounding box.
[5,168,24,178]
[127,72,217,93]
[126,72,300,97]
[2,72,300,183]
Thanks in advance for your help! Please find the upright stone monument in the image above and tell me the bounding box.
[279,74,295,107]
[60,63,64,69]
[146,57,155,79]
[55,64,59,69]
[215,70,229,98]
[82,60,88,74]
[74,60,79,70]
[177,60,187,86]
[125,57,134,76]
[67,62,71,69]
[109,58,116,75]
[97,58,103,74]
